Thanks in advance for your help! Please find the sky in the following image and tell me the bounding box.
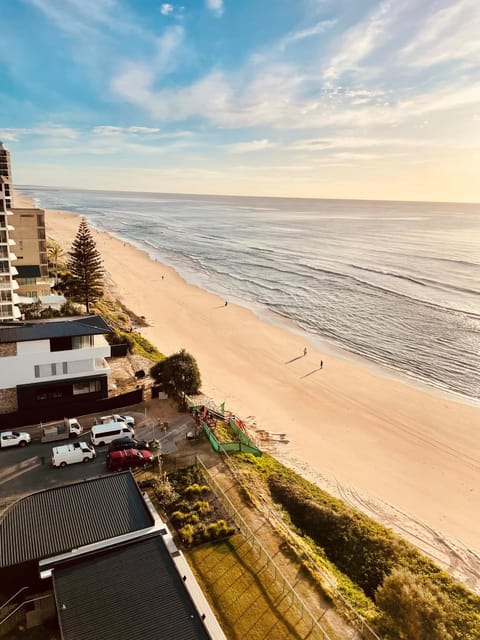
[1,0,479,202]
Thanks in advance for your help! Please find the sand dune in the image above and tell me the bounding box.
[39,201,480,590]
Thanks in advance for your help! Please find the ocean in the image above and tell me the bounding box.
[18,186,480,403]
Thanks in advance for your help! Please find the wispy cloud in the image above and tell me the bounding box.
[0,126,79,141]
[278,19,337,51]
[401,0,480,68]
[228,139,276,153]
[160,3,173,15]
[206,0,223,17]
[323,0,398,82]
[92,126,160,135]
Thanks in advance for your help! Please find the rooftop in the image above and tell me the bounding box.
[53,534,211,640]
[0,314,112,344]
[0,473,154,568]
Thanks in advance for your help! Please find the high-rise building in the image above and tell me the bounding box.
[0,142,21,321]
[10,207,52,299]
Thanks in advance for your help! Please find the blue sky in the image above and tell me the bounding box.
[1,0,479,202]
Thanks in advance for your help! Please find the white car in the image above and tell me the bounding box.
[0,430,31,448]
[51,442,96,467]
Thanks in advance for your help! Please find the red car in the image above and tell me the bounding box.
[106,448,153,472]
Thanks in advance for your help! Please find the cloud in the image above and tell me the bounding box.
[92,126,160,135]
[160,3,173,15]
[228,139,276,153]
[278,20,337,51]
[206,0,223,17]
[323,0,398,82]
[0,126,79,141]
[401,0,480,68]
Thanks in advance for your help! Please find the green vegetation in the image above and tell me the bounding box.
[150,348,201,395]
[211,420,238,443]
[186,538,319,640]
[153,466,235,547]
[231,453,480,640]
[92,296,164,361]
[66,218,104,312]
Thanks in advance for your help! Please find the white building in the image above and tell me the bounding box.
[0,141,21,321]
[0,315,112,414]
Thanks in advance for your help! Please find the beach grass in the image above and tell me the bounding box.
[229,453,480,639]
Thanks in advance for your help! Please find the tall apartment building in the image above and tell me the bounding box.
[10,207,52,298]
[0,141,21,321]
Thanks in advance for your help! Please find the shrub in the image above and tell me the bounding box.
[376,568,460,640]
[207,520,236,540]
[184,483,210,497]
[179,524,195,546]
[171,510,199,526]
[192,500,212,516]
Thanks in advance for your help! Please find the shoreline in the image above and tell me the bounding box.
[16,194,480,590]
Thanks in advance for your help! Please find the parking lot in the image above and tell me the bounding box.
[0,402,196,505]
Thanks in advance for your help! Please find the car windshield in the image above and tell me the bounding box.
[11,431,20,437]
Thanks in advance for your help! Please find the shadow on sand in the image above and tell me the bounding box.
[300,367,322,379]
[285,354,305,364]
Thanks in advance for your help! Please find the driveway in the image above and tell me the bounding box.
[0,402,196,506]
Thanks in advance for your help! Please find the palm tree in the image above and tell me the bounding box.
[47,241,64,288]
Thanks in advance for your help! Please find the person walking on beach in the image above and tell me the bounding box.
[320,360,323,369]
[225,301,228,306]
[304,347,307,356]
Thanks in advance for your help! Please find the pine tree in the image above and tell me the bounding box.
[67,218,104,313]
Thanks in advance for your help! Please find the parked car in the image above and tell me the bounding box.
[51,442,96,467]
[0,431,31,448]
[99,414,135,427]
[106,448,153,472]
[108,437,150,452]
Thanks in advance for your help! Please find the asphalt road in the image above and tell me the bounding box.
[0,411,195,505]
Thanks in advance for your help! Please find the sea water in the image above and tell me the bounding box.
[18,186,480,402]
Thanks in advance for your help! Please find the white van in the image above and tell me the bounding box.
[52,442,96,467]
[90,422,135,447]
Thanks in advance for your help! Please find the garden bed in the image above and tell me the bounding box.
[152,465,236,547]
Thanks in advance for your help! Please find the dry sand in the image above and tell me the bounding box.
[36,199,480,590]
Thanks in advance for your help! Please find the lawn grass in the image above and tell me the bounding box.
[186,536,325,640]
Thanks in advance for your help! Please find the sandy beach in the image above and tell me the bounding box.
[32,199,479,590]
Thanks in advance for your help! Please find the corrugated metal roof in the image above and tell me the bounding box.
[0,314,112,343]
[53,535,211,640]
[0,474,153,568]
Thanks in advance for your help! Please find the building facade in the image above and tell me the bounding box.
[0,141,21,321]
[10,207,52,299]
[0,315,112,414]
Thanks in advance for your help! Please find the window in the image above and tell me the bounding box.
[50,336,72,352]
[37,389,63,401]
[73,379,101,395]
[72,335,94,349]
[34,362,68,377]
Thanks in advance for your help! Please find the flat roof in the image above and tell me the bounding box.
[0,314,112,343]
[0,473,154,568]
[53,534,211,640]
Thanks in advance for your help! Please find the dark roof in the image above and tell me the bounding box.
[0,314,112,344]
[15,265,42,277]
[53,535,211,640]
[0,473,154,568]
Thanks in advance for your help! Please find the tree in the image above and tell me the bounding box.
[67,218,104,313]
[376,568,457,640]
[150,349,201,396]
[47,240,64,288]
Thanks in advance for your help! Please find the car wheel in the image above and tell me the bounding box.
[98,441,105,447]
[82,457,90,463]
[60,461,67,467]
[19,440,27,447]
